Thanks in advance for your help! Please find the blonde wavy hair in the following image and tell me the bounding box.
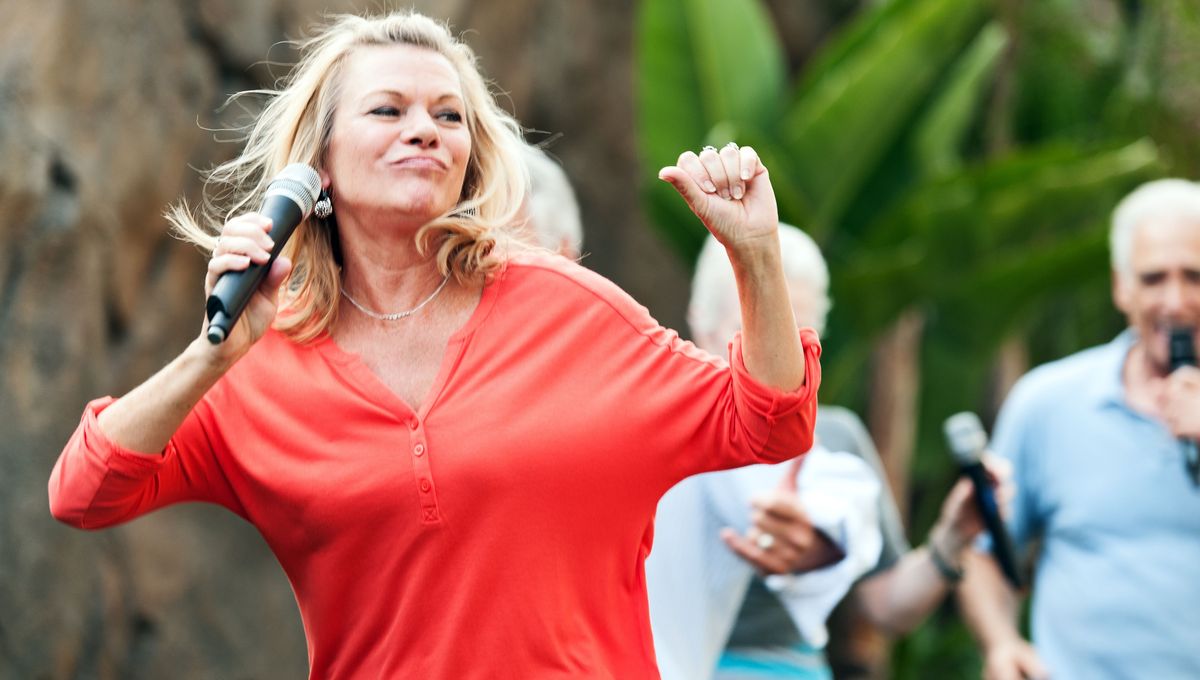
[171,10,528,342]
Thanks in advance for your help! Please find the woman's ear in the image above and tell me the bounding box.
[319,169,332,190]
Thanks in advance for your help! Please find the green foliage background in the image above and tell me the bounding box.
[635,0,1200,674]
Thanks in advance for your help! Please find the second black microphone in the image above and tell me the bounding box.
[944,412,1023,589]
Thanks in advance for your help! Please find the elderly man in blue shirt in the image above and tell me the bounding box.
[958,178,1200,680]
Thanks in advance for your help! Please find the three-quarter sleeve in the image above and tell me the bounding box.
[514,256,824,489]
[725,328,822,463]
[48,396,241,529]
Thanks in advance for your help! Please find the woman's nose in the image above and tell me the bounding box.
[404,110,439,148]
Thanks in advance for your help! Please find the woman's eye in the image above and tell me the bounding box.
[370,106,400,117]
[437,110,463,123]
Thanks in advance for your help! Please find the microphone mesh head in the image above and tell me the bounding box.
[944,412,987,464]
[267,164,321,215]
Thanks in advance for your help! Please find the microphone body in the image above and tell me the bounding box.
[1167,327,1200,485]
[205,164,321,344]
[944,412,1023,589]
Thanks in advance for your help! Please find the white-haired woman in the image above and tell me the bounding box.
[518,143,584,258]
[48,10,820,679]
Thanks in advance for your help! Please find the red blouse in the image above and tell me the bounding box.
[50,254,821,679]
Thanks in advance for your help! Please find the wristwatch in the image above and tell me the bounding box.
[928,540,964,585]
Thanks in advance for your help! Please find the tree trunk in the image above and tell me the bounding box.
[990,335,1029,419]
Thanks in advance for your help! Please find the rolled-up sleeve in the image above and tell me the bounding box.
[48,397,239,529]
[726,328,822,464]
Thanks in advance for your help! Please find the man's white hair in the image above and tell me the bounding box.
[1111,178,1200,276]
[689,223,831,339]
[522,144,583,256]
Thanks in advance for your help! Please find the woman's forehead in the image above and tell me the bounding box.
[340,44,463,98]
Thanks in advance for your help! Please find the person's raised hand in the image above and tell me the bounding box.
[658,144,778,255]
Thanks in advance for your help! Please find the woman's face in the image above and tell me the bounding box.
[324,44,472,228]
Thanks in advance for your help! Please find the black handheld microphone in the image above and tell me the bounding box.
[205,164,321,344]
[943,412,1023,589]
[1167,327,1200,485]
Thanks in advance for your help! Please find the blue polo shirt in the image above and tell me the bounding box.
[990,331,1200,679]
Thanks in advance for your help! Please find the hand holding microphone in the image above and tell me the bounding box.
[944,413,1023,589]
[1165,327,1200,485]
[204,164,321,346]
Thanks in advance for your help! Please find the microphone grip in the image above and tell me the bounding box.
[1183,440,1200,486]
[204,197,304,344]
[962,461,1023,589]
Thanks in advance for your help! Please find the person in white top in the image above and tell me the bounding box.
[647,227,1002,680]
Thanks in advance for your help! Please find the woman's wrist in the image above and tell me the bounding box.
[185,335,242,380]
[723,230,781,269]
[927,523,966,585]
[929,518,969,557]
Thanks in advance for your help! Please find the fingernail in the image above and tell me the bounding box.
[703,181,717,193]
[720,189,731,200]
[741,169,752,180]
[732,185,744,200]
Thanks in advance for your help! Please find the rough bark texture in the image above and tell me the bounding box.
[866,309,927,530]
[0,1,685,676]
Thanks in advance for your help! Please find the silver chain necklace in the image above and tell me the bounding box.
[340,274,451,321]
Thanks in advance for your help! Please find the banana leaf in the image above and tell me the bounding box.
[636,0,785,263]
[911,22,1008,177]
[834,138,1160,337]
[780,0,987,236]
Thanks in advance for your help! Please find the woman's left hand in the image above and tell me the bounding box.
[659,144,778,252]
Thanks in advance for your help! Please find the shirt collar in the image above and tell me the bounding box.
[1088,329,1136,409]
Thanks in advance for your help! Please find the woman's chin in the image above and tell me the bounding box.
[389,195,458,224]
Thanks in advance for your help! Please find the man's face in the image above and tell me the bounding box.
[1114,217,1200,372]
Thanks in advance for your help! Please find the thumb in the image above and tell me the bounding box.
[1019,647,1051,680]
[658,165,707,214]
[776,455,804,494]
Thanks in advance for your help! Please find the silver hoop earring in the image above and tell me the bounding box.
[314,190,333,219]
